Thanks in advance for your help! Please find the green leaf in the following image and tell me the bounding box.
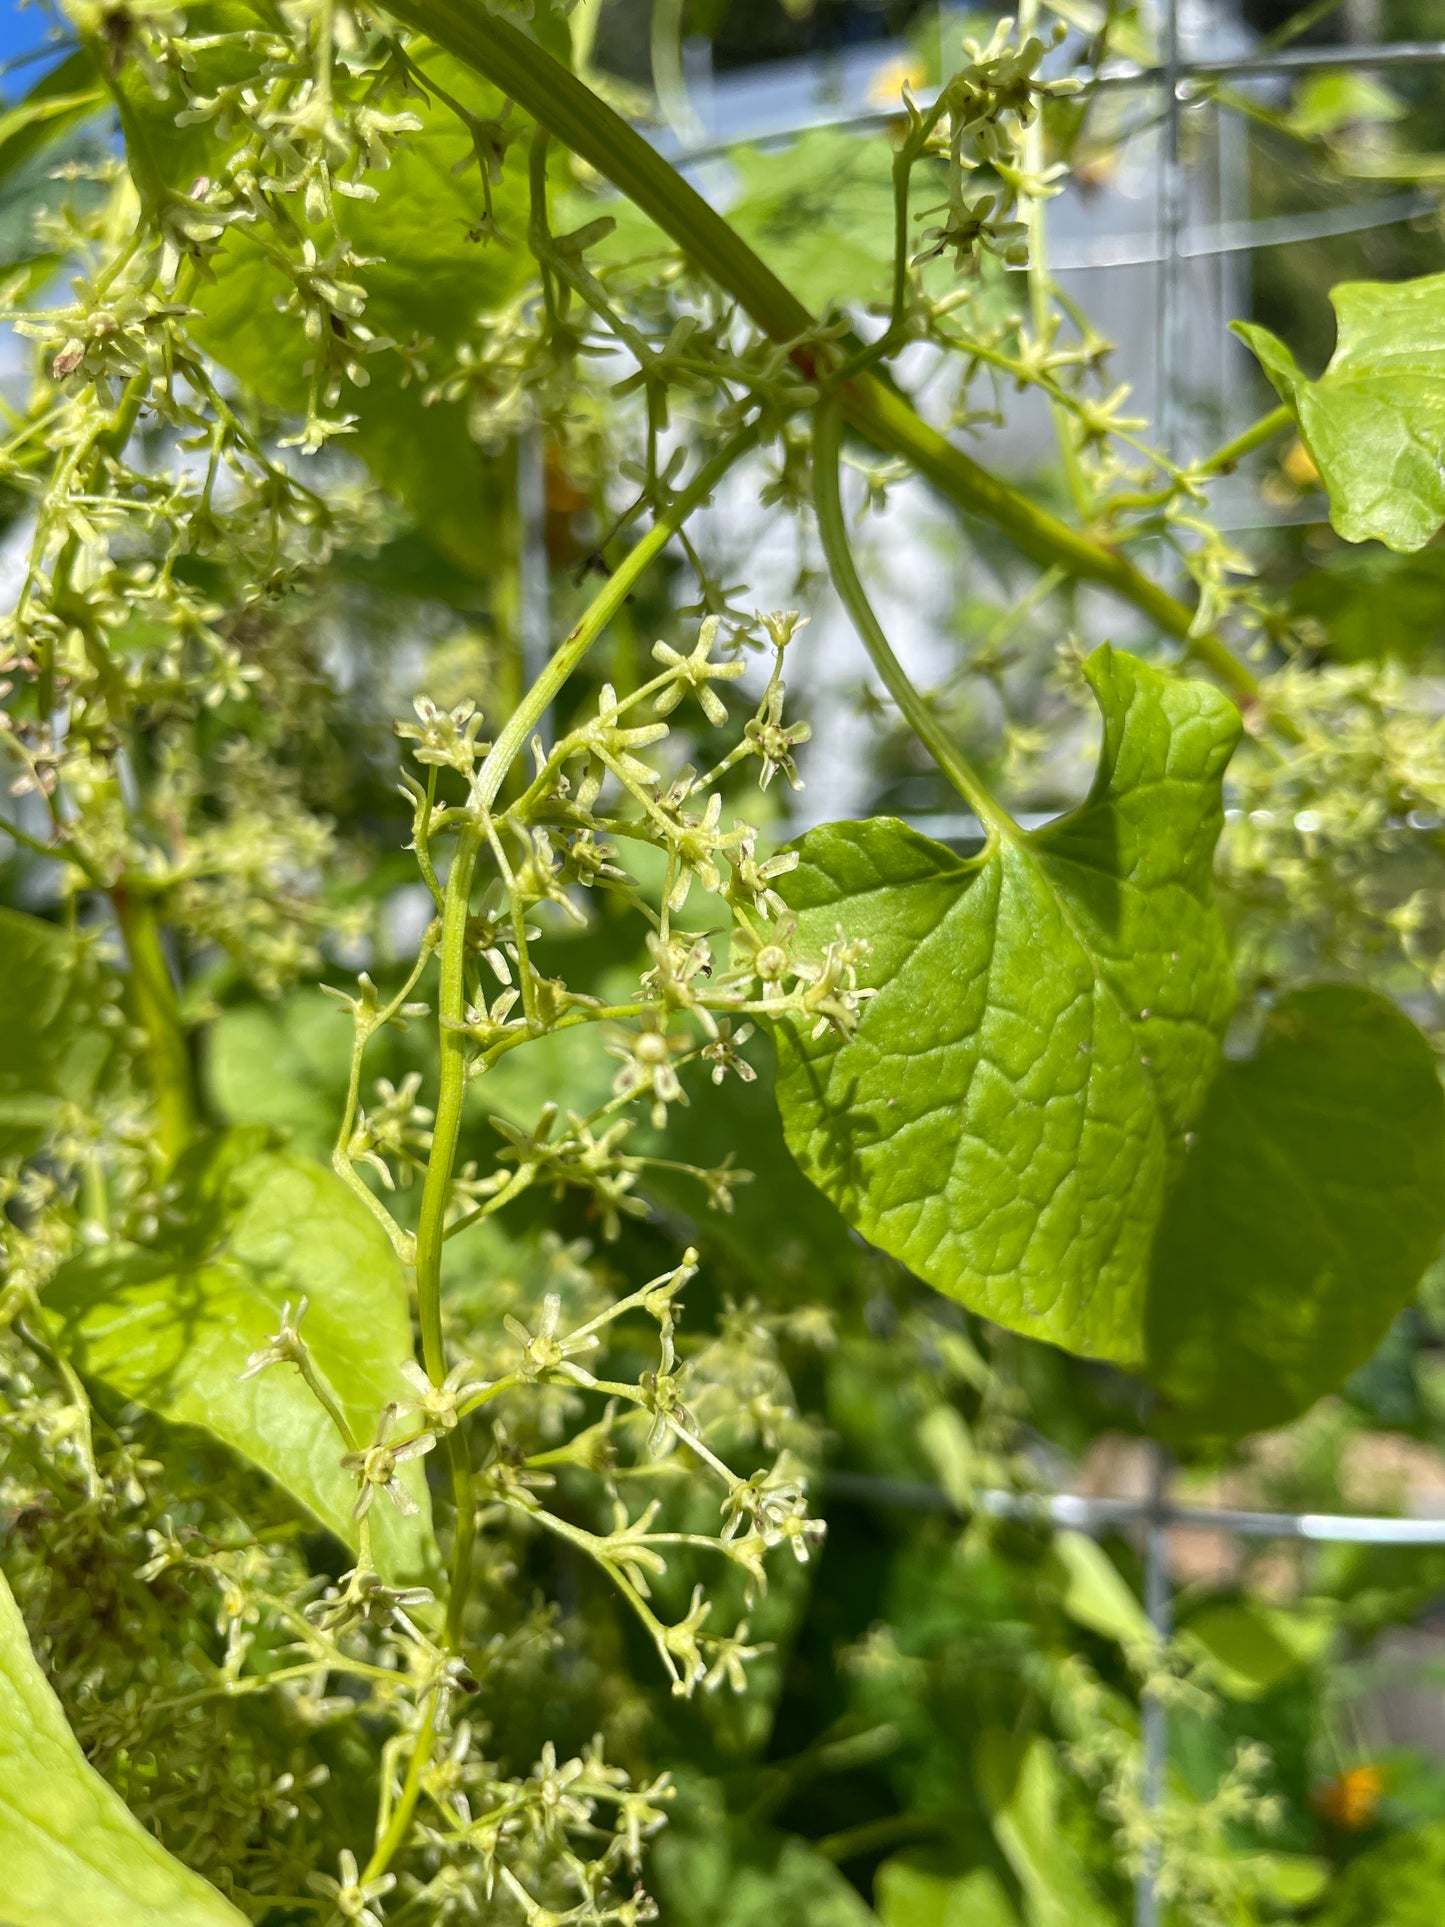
[1287,544,1445,665]
[0,908,110,1158]
[1146,985,1445,1438]
[875,1858,1022,1927]
[651,1778,877,1927]
[48,1132,433,1579]
[1235,273,1445,551]
[1311,1821,1445,1927]
[1049,1529,1156,1650]
[1183,1599,1331,1700]
[1285,71,1404,141]
[773,646,1240,1366]
[975,1734,1114,1927]
[0,51,104,192]
[728,130,898,315]
[0,1565,245,1926]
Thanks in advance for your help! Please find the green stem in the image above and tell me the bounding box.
[1190,403,1292,479]
[415,833,480,1384]
[413,426,757,1644]
[472,420,760,813]
[378,1,1257,696]
[361,1689,438,1886]
[412,823,480,1646]
[813,405,1010,834]
[110,887,198,1162]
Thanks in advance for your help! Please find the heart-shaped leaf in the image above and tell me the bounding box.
[1146,984,1445,1438]
[1236,272,1445,552]
[772,647,1240,1366]
[48,1131,434,1579]
[0,1566,245,1926]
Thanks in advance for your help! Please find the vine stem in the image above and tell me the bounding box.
[813,404,1012,836]
[471,420,760,813]
[110,886,198,1162]
[379,0,1258,700]
[361,1688,438,1887]
[410,421,758,1645]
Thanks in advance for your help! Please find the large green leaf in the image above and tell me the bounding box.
[773,647,1240,1366]
[1146,984,1445,1438]
[124,18,530,575]
[1236,272,1445,552]
[0,908,110,1158]
[0,1566,245,1926]
[48,1131,433,1579]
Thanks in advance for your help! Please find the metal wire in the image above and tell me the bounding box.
[827,1472,1445,1545]
[662,39,1445,165]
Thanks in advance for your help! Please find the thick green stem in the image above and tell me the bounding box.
[378,1,1257,697]
[415,841,479,1382]
[814,406,1010,833]
[110,887,198,1162]
[412,825,480,1646]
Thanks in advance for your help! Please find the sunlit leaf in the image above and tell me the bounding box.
[875,1858,1022,1927]
[49,1131,434,1579]
[0,1566,246,1926]
[975,1733,1114,1927]
[773,647,1240,1366]
[1146,985,1445,1438]
[1310,1821,1445,1926]
[1236,273,1445,551]
[1050,1530,1156,1649]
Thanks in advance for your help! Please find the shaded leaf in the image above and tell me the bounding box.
[1288,544,1445,665]
[773,647,1240,1366]
[1146,985,1445,1438]
[48,1131,433,1579]
[0,908,110,1158]
[651,1778,877,1927]
[0,1565,245,1926]
[1236,273,1445,551]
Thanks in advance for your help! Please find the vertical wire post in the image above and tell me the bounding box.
[1157,0,1188,459]
[1138,13,1187,1898]
[1136,1441,1174,1927]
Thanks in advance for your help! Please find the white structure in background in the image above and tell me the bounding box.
[648,4,1432,830]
